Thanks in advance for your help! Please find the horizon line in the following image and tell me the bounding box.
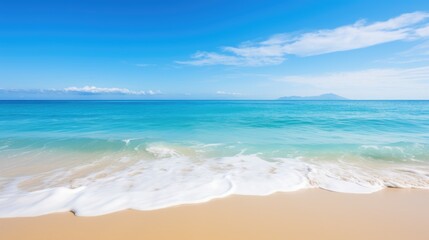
[1,99,429,101]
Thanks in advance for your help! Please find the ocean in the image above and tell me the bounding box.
[0,100,428,216]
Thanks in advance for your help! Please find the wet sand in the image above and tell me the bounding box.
[1,189,429,240]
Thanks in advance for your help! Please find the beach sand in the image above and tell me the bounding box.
[1,189,428,240]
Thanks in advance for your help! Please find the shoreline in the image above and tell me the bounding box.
[1,189,429,240]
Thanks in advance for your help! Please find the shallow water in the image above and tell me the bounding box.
[0,100,429,216]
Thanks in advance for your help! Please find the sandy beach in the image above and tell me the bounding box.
[1,189,428,240]
[3,0,429,239]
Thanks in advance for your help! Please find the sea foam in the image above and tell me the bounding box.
[0,146,428,217]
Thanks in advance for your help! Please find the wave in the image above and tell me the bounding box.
[0,145,428,217]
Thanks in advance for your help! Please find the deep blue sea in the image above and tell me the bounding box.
[0,100,429,216]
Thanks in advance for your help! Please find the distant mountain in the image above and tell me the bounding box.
[278,93,348,100]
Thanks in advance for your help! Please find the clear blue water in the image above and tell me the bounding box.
[1,100,429,160]
[0,100,429,216]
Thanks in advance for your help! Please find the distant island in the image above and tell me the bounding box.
[277,93,348,100]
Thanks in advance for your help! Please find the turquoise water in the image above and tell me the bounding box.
[1,100,429,216]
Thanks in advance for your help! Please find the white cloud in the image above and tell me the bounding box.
[416,24,429,37]
[0,86,162,99]
[176,52,243,66]
[176,51,284,67]
[146,90,161,95]
[216,91,241,96]
[64,86,159,95]
[375,39,429,64]
[276,65,429,99]
[405,40,429,56]
[178,12,429,66]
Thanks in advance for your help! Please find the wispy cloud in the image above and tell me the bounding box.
[178,12,429,66]
[215,91,241,96]
[176,51,284,66]
[64,86,156,95]
[375,39,429,64]
[0,86,161,96]
[276,65,429,99]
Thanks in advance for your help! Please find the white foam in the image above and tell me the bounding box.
[0,149,428,217]
[146,144,181,158]
[122,139,132,145]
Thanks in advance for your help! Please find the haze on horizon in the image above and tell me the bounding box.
[1,0,429,100]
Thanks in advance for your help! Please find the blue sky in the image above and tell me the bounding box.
[1,0,429,99]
